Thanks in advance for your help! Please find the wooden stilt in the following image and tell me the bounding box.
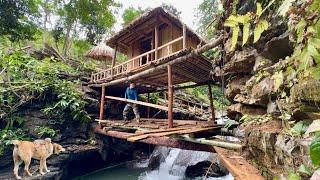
[183,24,187,49]
[167,65,173,128]
[154,26,159,60]
[208,84,215,122]
[99,86,106,120]
[147,93,150,118]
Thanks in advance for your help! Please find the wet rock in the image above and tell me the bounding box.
[226,75,251,101]
[185,160,228,178]
[227,103,267,120]
[290,79,320,103]
[261,32,294,62]
[222,49,257,74]
[234,94,267,106]
[277,99,320,120]
[251,77,274,100]
[253,55,273,73]
[148,146,171,170]
[267,101,278,114]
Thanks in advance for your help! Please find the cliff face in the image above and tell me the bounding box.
[211,1,320,178]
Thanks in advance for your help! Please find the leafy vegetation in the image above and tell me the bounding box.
[35,126,56,137]
[0,129,27,155]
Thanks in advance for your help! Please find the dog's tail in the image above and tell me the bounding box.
[12,140,21,147]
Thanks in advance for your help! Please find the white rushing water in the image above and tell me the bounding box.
[138,147,234,180]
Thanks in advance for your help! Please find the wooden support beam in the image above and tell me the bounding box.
[208,84,215,122]
[183,24,187,49]
[105,95,168,111]
[112,44,117,68]
[99,86,106,120]
[167,64,173,128]
[155,26,159,60]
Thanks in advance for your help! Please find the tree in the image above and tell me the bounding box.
[161,3,181,18]
[57,0,118,54]
[196,0,223,40]
[122,7,144,26]
[0,0,40,42]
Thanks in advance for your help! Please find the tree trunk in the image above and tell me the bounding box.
[63,22,73,56]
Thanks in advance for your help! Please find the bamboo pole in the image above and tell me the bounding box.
[168,64,173,128]
[99,86,106,120]
[208,84,215,122]
[105,95,168,111]
[179,135,242,150]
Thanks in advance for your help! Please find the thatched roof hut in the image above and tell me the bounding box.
[85,43,115,61]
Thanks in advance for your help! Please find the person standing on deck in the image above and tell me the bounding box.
[123,82,140,122]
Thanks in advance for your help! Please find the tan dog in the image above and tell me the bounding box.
[12,138,65,179]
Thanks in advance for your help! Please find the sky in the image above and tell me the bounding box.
[114,0,203,31]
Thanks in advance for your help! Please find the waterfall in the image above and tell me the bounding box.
[138,147,234,180]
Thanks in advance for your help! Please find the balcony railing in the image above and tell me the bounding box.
[91,36,184,83]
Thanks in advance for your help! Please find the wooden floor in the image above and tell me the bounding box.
[96,118,222,142]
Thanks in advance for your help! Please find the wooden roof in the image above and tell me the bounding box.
[106,7,206,55]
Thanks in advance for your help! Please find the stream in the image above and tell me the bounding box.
[74,147,234,180]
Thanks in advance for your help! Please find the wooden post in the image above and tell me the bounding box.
[208,84,215,122]
[155,26,159,60]
[167,65,173,128]
[99,86,106,120]
[111,45,117,76]
[183,24,187,49]
[147,93,151,118]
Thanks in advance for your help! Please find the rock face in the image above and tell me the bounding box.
[148,146,171,170]
[185,160,228,178]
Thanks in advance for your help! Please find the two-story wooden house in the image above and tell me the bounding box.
[90,7,217,128]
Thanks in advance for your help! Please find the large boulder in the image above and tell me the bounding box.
[227,103,267,120]
[226,75,251,101]
[261,32,294,62]
[222,49,257,75]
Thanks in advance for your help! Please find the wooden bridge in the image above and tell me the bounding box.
[89,7,264,179]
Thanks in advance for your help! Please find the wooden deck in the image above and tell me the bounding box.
[94,119,265,180]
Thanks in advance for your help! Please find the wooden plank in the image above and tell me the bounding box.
[214,147,265,180]
[127,127,221,142]
[105,95,169,111]
[126,127,188,138]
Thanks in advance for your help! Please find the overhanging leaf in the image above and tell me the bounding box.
[242,23,250,46]
[256,3,262,17]
[310,135,320,166]
[231,26,240,50]
[253,20,268,43]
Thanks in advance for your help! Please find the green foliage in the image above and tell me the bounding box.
[35,126,56,137]
[0,51,90,123]
[0,129,27,156]
[161,3,181,18]
[310,135,320,166]
[196,0,224,40]
[291,121,310,136]
[224,2,273,50]
[0,0,39,42]
[122,6,144,26]
[287,171,301,180]
[298,164,312,176]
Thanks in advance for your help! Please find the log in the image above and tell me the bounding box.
[105,95,168,111]
[214,147,264,180]
[92,35,224,87]
[99,86,106,120]
[127,127,221,142]
[178,135,242,150]
[167,64,173,128]
[126,127,188,138]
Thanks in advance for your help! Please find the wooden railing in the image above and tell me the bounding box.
[91,36,184,83]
